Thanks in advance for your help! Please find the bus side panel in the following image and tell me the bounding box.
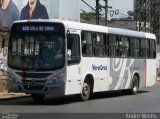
[80,57,110,92]
[110,58,151,90]
[133,59,146,88]
[146,59,156,87]
[110,58,134,90]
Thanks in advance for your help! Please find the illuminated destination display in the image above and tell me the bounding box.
[11,22,64,34]
[22,26,55,32]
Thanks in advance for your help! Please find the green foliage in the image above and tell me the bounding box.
[80,9,105,23]
[80,9,96,21]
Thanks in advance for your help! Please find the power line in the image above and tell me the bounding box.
[81,0,112,25]
[81,0,96,11]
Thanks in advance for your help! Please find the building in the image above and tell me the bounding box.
[134,0,160,44]
[107,20,136,30]
[134,0,160,75]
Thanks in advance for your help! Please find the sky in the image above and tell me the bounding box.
[80,0,134,19]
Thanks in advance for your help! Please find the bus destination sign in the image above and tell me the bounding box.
[22,26,55,32]
[12,23,64,34]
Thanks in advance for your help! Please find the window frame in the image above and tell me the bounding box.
[67,33,81,65]
[80,30,156,59]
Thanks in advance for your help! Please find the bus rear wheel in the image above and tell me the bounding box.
[130,75,139,95]
[80,80,91,101]
[31,94,45,102]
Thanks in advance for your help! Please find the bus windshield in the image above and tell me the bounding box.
[8,22,65,71]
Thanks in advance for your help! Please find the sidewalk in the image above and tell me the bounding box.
[0,92,30,100]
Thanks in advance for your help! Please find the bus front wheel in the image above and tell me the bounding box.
[31,94,45,102]
[80,80,91,101]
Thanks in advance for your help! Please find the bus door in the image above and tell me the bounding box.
[65,29,81,95]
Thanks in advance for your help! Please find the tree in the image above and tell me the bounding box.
[80,9,105,24]
[80,9,96,21]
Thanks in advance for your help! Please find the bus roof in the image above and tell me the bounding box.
[13,19,156,40]
[63,20,156,40]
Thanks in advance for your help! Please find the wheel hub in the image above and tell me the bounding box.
[83,83,89,96]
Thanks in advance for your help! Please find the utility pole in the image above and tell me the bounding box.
[81,0,111,25]
[150,0,160,44]
[134,0,160,44]
[134,0,150,32]
[104,0,108,26]
[96,0,100,25]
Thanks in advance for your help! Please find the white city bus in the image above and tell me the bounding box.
[7,20,157,101]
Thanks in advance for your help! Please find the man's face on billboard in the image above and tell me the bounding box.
[0,0,9,8]
[29,0,36,5]
[0,0,4,6]
[29,0,37,11]
[1,0,6,3]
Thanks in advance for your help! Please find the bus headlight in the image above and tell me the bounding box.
[8,73,19,83]
[47,73,64,84]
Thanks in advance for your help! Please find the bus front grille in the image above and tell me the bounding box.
[23,85,44,91]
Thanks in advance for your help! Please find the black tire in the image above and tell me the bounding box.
[31,94,45,102]
[80,80,91,101]
[130,75,139,95]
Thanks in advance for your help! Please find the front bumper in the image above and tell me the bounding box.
[7,80,65,96]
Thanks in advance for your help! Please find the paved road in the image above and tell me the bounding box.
[0,82,160,113]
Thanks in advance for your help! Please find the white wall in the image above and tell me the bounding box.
[0,48,7,71]
[59,0,80,21]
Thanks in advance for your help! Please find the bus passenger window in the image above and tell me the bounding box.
[150,40,156,58]
[94,33,105,56]
[140,39,149,58]
[131,38,140,58]
[120,36,130,57]
[81,31,92,56]
[105,35,109,56]
[109,35,118,57]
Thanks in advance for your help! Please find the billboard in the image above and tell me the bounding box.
[0,0,80,29]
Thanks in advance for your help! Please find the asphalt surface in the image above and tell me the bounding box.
[0,81,159,119]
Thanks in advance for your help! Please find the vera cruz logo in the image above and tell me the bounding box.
[92,64,107,71]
